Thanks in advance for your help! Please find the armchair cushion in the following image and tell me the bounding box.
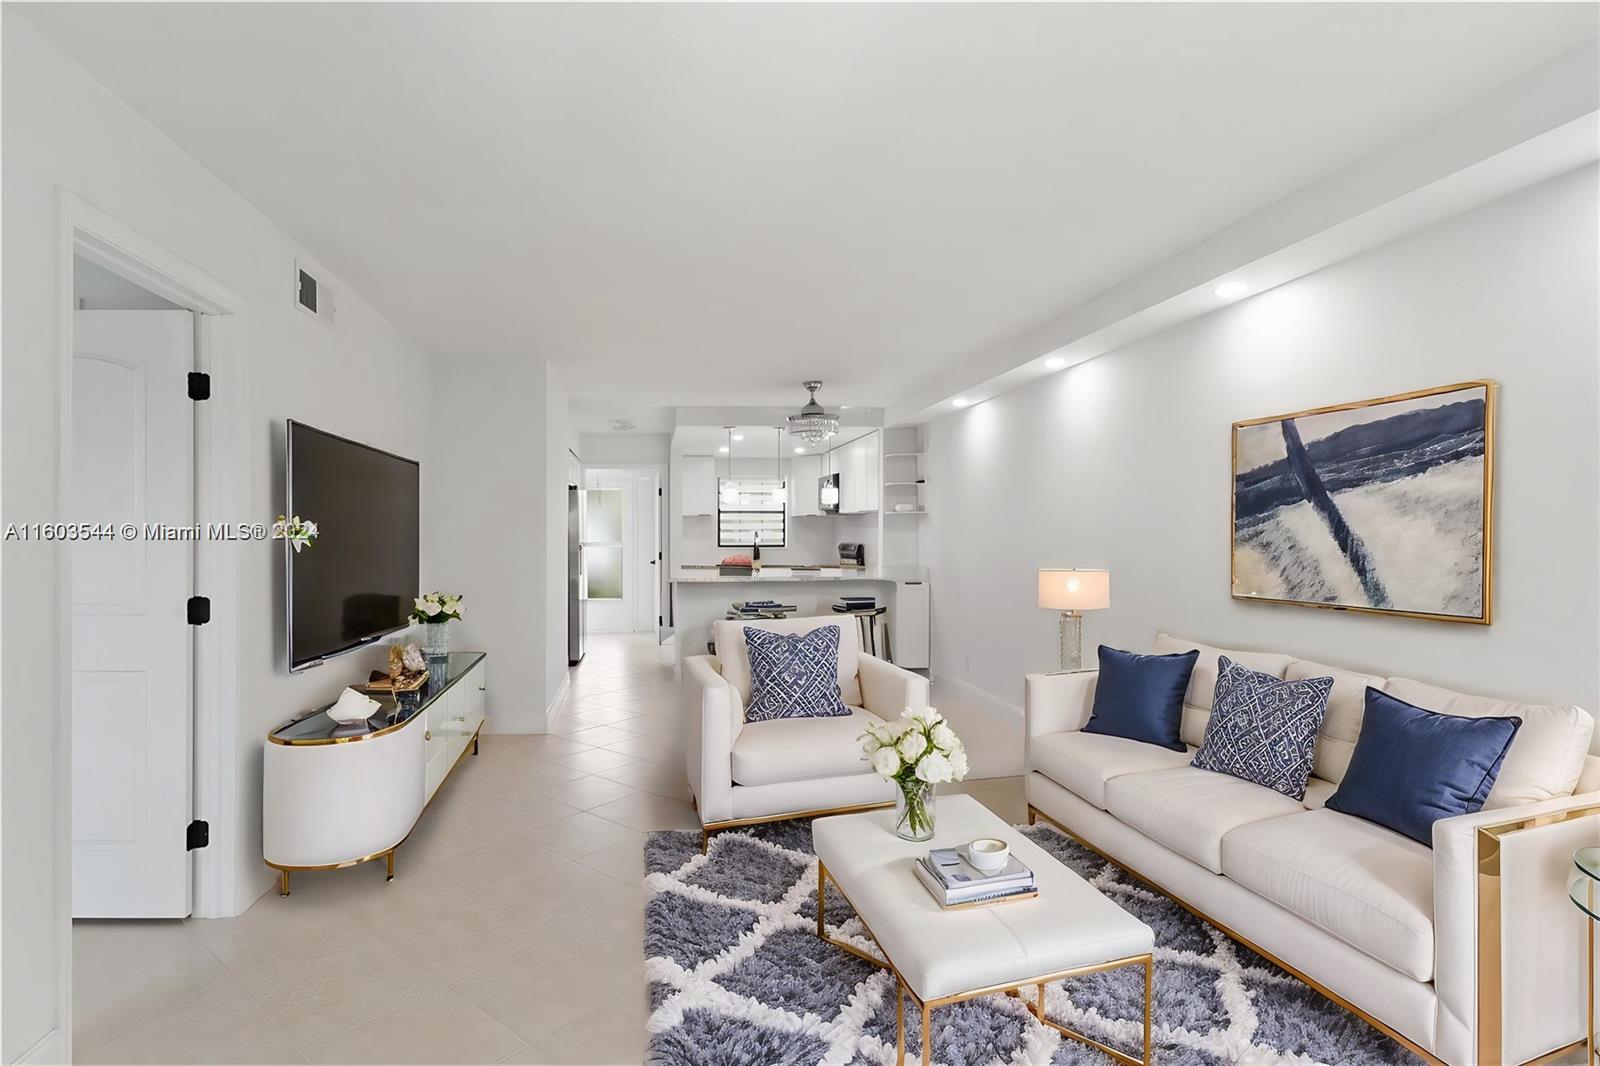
[742,625,851,722]
[731,707,886,786]
[1030,731,1194,810]
[1222,808,1435,981]
[713,616,863,708]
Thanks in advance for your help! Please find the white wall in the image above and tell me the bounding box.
[578,432,670,467]
[925,165,1600,738]
[430,359,566,732]
[2,12,439,1060]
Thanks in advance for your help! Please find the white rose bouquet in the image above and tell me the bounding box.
[860,707,968,840]
[410,592,465,624]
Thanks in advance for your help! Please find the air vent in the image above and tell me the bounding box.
[294,261,335,326]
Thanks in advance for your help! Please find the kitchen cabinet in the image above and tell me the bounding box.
[789,453,823,517]
[679,455,717,516]
[835,432,880,514]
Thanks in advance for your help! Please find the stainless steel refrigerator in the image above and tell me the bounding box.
[568,485,586,665]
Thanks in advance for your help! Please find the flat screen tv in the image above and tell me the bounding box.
[286,420,419,671]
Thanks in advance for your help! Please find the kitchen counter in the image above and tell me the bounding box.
[669,566,930,667]
[671,566,927,584]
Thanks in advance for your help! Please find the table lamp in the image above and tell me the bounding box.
[1038,569,1110,672]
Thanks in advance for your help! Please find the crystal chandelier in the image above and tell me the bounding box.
[786,380,840,444]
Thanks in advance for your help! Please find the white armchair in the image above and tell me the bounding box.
[685,615,930,841]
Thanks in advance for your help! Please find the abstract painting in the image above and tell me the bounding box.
[1231,381,1494,624]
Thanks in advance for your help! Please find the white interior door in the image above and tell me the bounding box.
[71,309,195,918]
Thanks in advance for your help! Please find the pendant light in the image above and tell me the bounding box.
[719,427,739,508]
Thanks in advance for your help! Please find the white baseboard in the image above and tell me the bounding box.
[16,1025,67,1065]
[931,672,1023,718]
[544,671,571,723]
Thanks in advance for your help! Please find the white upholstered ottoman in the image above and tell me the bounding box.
[812,795,1155,1065]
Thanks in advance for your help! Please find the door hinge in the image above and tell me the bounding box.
[658,487,663,497]
[187,372,211,401]
[187,596,211,625]
[658,615,663,626]
[186,820,209,850]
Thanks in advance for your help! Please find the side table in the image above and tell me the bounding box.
[1572,846,1599,1064]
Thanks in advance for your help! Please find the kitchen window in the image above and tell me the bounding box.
[718,478,787,548]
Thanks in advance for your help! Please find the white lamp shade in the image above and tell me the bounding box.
[1038,569,1110,611]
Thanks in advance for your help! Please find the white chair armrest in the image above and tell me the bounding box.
[857,653,930,719]
[1432,790,1600,1064]
[1024,671,1097,743]
[685,655,741,825]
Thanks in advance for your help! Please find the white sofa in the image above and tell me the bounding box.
[1025,632,1600,1066]
[686,615,930,839]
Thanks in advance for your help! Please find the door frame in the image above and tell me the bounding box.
[583,465,664,633]
[49,190,251,1058]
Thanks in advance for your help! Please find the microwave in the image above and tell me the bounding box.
[818,473,841,514]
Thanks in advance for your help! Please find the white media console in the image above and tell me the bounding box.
[263,651,487,895]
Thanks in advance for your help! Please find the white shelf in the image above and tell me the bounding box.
[883,481,925,487]
[886,509,928,516]
[882,452,924,458]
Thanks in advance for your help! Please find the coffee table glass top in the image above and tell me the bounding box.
[1571,846,1600,921]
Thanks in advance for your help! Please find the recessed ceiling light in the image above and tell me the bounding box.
[732,434,744,442]
[718,446,729,453]
[1044,356,1067,371]
[1214,281,1249,300]
[793,446,805,454]
[953,397,971,408]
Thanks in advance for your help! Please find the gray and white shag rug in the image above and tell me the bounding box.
[643,818,1422,1066]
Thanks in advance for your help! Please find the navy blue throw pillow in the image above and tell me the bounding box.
[1083,646,1198,751]
[742,625,851,722]
[1326,688,1521,847]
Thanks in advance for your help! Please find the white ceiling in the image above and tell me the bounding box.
[25,3,1596,416]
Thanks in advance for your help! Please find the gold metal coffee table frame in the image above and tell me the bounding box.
[816,861,1154,1066]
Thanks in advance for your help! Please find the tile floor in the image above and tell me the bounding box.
[73,633,1026,1064]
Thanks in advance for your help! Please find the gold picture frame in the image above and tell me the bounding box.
[1230,380,1495,625]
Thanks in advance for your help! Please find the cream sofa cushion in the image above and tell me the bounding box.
[1030,731,1194,810]
[731,706,883,786]
[1381,677,1593,809]
[1153,632,1293,747]
[1300,776,1338,810]
[1222,808,1435,981]
[1103,766,1302,874]
[1285,658,1387,784]
[713,616,863,709]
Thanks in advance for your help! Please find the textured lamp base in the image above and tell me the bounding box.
[1055,611,1085,673]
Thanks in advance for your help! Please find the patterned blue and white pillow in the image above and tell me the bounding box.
[743,625,851,722]
[1190,655,1333,799]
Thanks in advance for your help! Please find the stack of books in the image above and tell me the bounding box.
[913,846,1037,908]
[831,595,878,614]
[728,600,795,619]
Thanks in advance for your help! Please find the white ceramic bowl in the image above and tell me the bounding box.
[966,837,1010,873]
[894,503,914,512]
